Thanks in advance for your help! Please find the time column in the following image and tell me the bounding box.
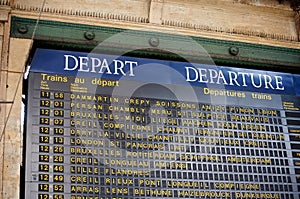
[39,91,66,199]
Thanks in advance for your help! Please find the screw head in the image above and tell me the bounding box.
[84,31,95,40]
[229,46,239,56]
[149,38,159,47]
[18,25,28,34]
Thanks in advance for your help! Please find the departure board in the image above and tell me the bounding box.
[25,49,300,199]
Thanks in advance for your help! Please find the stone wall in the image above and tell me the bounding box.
[0,3,33,199]
[0,0,299,198]
[0,4,10,198]
[9,0,300,47]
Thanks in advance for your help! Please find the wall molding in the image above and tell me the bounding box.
[13,3,149,24]
[3,1,298,43]
[162,20,298,42]
[10,16,300,71]
[0,0,8,6]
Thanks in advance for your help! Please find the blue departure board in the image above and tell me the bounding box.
[25,49,300,199]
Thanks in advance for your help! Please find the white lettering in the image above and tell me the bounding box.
[63,55,135,76]
[263,74,274,89]
[64,55,78,71]
[99,59,112,74]
[274,76,284,90]
[78,56,89,72]
[90,57,101,73]
[185,67,198,82]
[216,70,227,84]
[185,66,285,91]
[113,60,126,76]
[125,61,137,76]
[208,69,218,83]
[198,68,208,83]
[250,73,262,88]
[228,71,240,86]
[238,72,249,87]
